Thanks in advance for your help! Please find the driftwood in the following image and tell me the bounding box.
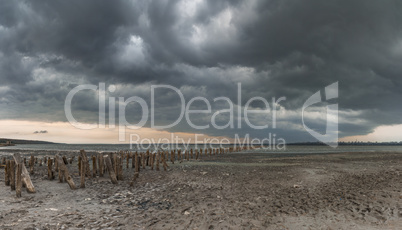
[56,154,76,190]
[104,154,118,184]
[13,153,35,193]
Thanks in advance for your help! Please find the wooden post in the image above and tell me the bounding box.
[135,153,139,172]
[116,156,123,180]
[80,156,86,188]
[142,153,146,169]
[47,158,54,180]
[126,153,129,169]
[55,157,58,171]
[98,153,104,177]
[162,153,168,171]
[146,151,150,166]
[92,155,97,178]
[10,160,15,191]
[5,159,10,186]
[190,149,193,159]
[13,153,35,193]
[29,155,34,175]
[130,172,139,187]
[80,150,91,177]
[78,156,82,176]
[132,152,136,168]
[16,160,22,197]
[104,155,118,184]
[69,156,74,164]
[39,159,43,166]
[150,152,154,170]
[113,153,118,177]
[62,156,68,165]
[56,154,76,190]
[156,152,160,171]
[58,162,64,183]
[177,150,180,162]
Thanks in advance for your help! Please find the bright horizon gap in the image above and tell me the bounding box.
[1,119,402,144]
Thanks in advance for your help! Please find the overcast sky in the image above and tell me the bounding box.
[1,0,402,144]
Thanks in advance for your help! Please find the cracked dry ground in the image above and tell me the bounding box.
[0,151,402,229]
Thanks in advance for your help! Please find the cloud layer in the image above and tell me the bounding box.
[1,0,402,142]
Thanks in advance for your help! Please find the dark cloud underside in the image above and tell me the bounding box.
[1,0,402,142]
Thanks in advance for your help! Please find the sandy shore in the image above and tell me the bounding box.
[0,150,401,229]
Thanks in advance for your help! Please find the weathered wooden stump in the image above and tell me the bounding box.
[69,156,74,164]
[79,155,86,188]
[142,153,146,169]
[162,153,168,171]
[104,154,118,184]
[98,153,104,177]
[130,172,139,187]
[126,153,130,169]
[47,158,54,180]
[92,155,97,178]
[150,152,154,170]
[5,159,10,186]
[116,156,123,180]
[29,155,34,175]
[135,153,140,172]
[16,161,22,197]
[10,160,15,191]
[78,156,82,176]
[156,153,160,171]
[80,150,91,177]
[13,153,35,193]
[56,154,76,190]
[146,151,150,166]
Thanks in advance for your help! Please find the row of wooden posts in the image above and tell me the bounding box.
[2,146,250,197]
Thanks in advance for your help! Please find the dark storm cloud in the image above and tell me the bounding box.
[1,0,402,142]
